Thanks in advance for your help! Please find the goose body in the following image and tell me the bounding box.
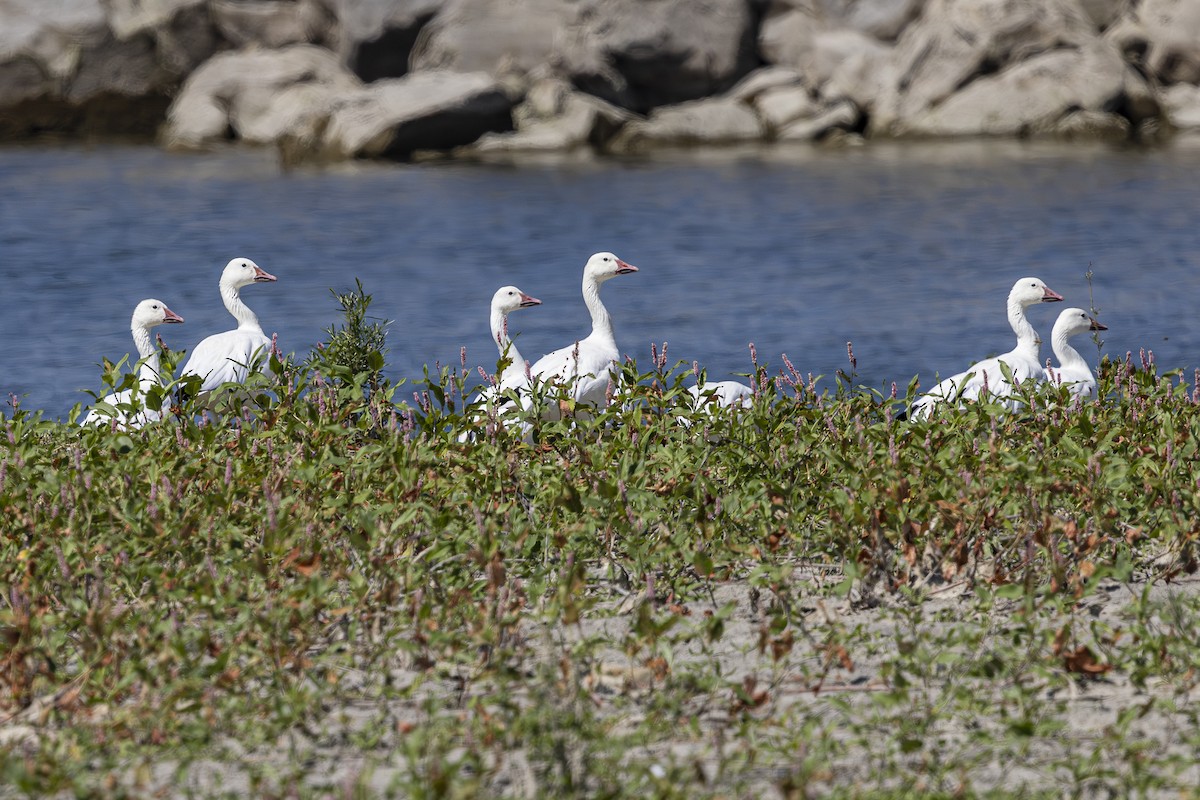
[82,299,184,428]
[530,252,638,417]
[180,258,277,393]
[687,380,754,411]
[1044,307,1107,399]
[677,379,754,428]
[911,277,1063,419]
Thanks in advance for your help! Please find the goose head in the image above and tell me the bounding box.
[220,257,277,289]
[492,285,542,315]
[584,251,638,284]
[1010,277,1063,307]
[132,298,184,329]
[1054,307,1107,338]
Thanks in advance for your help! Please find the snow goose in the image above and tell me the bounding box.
[487,285,542,392]
[677,379,755,428]
[180,257,277,395]
[82,299,184,428]
[910,277,1063,419]
[529,251,638,418]
[461,286,542,441]
[1044,307,1106,400]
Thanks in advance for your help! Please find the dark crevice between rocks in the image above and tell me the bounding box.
[378,103,514,161]
[351,13,437,83]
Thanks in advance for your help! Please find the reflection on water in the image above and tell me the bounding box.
[2,140,1199,418]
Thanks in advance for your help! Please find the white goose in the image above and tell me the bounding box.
[461,286,543,442]
[1044,307,1107,400]
[82,299,184,428]
[911,277,1063,419]
[677,379,754,428]
[180,257,277,394]
[687,380,754,411]
[487,285,542,392]
[530,251,638,417]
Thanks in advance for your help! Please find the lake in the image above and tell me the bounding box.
[2,140,1199,419]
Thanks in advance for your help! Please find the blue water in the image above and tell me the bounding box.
[2,141,1199,418]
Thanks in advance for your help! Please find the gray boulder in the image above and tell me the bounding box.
[0,0,222,138]
[1077,0,1130,31]
[1135,0,1200,85]
[755,85,821,130]
[559,0,762,113]
[1163,83,1200,130]
[162,45,361,148]
[871,0,1096,135]
[210,0,336,50]
[102,0,221,77]
[467,78,633,155]
[727,66,809,102]
[777,97,861,139]
[409,0,573,77]
[761,11,892,109]
[894,40,1154,138]
[323,0,443,81]
[280,70,514,163]
[608,96,765,153]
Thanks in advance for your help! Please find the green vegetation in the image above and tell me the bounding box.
[3,290,1200,798]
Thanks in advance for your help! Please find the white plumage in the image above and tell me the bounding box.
[82,299,184,428]
[529,251,638,418]
[1044,307,1107,400]
[911,277,1063,419]
[180,257,277,394]
[461,285,542,441]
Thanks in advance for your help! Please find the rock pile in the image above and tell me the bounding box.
[1,0,1198,161]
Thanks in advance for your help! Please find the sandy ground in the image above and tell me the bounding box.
[97,567,1200,798]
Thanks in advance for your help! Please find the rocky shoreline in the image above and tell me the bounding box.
[2,0,1199,164]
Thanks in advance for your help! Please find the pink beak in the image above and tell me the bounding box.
[1042,286,1064,302]
[615,259,638,275]
[519,292,542,308]
[162,307,184,324]
[254,266,278,283]
[1090,319,1108,331]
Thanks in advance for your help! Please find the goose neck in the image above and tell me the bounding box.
[1008,297,1041,361]
[491,308,524,371]
[583,275,614,345]
[222,281,262,332]
[1052,331,1086,370]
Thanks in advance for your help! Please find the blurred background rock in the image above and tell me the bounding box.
[2,0,1198,162]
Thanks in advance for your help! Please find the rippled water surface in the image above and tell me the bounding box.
[3,141,1199,418]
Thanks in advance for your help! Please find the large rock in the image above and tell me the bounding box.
[1163,83,1200,130]
[1135,0,1200,85]
[467,78,633,155]
[777,98,862,139]
[409,0,573,77]
[558,0,762,113]
[323,0,442,82]
[761,11,892,108]
[608,96,765,152]
[1077,0,1130,31]
[0,0,221,139]
[280,70,514,163]
[894,40,1155,138]
[871,0,1096,135]
[103,0,222,77]
[210,0,336,50]
[162,45,361,148]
